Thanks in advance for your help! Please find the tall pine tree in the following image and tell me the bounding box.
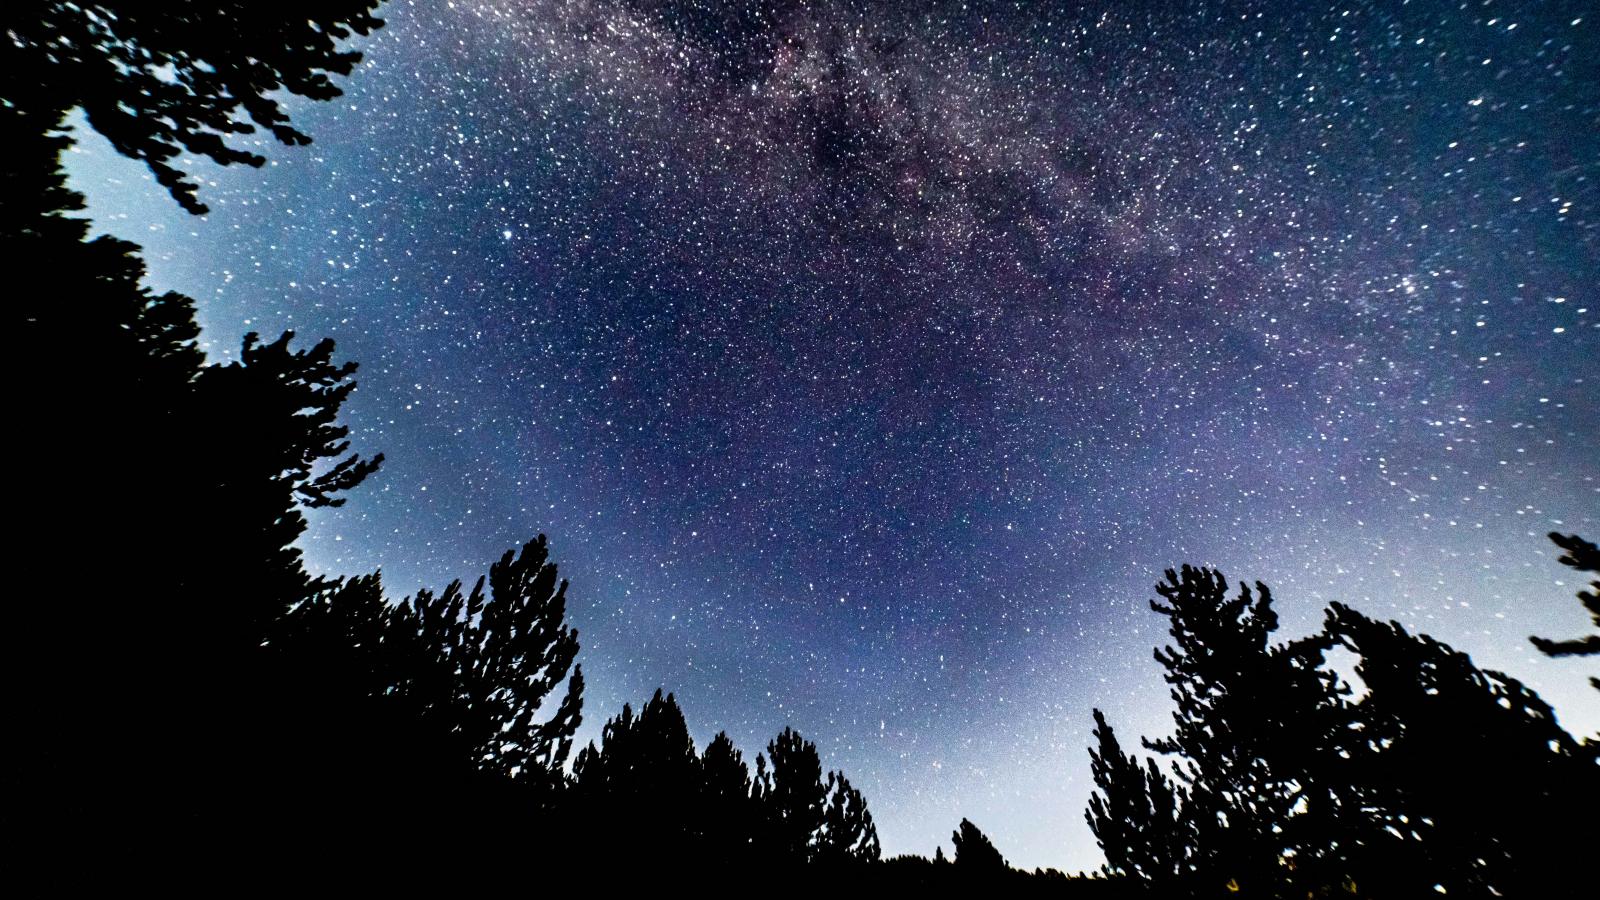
[1091,554,1599,898]
[572,688,701,861]
[1086,709,1188,888]
[816,771,881,865]
[755,726,829,863]
[1327,602,1596,898]
[951,819,1007,871]
[1139,566,1349,896]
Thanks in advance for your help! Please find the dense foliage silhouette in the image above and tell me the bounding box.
[1533,532,1600,693]
[571,689,706,861]
[952,818,1008,871]
[2,0,588,875]
[1086,709,1187,888]
[570,696,880,875]
[6,2,1591,893]
[4,1,385,213]
[1089,558,1600,898]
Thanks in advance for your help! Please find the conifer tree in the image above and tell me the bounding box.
[10,324,390,869]
[571,689,702,860]
[703,731,754,802]
[1091,555,1598,898]
[389,536,584,789]
[259,540,587,847]
[1531,532,1600,692]
[1327,602,1597,898]
[815,771,881,865]
[701,731,758,861]
[754,726,829,863]
[188,331,385,641]
[1,1,435,878]
[1138,566,1349,896]
[3,1,386,213]
[951,818,1006,871]
[249,572,441,836]
[1086,709,1188,886]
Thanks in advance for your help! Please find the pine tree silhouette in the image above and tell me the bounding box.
[572,688,701,861]
[1090,556,1599,898]
[816,770,881,865]
[1138,566,1348,896]
[368,537,585,794]
[7,12,394,857]
[0,2,618,885]
[1531,532,1600,691]
[755,726,829,863]
[1086,709,1188,887]
[4,1,386,213]
[1327,602,1598,898]
[254,541,586,871]
[701,730,760,864]
[951,818,1007,870]
[569,695,881,876]
[10,318,388,872]
[189,331,385,637]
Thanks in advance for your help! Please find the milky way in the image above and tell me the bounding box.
[70,0,1597,870]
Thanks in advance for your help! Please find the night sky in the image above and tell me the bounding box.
[68,0,1596,872]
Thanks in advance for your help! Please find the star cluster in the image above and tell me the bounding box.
[69,0,1596,871]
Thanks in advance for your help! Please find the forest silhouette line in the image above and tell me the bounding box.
[4,3,1595,895]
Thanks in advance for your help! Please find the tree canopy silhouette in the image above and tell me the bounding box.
[756,725,830,861]
[1144,566,1347,896]
[1532,532,1600,692]
[390,536,585,784]
[1089,554,1598,898]
[754,724,881,867]
[1086,709,1186,888]
[1323,600,1594,897]
[3,1,386,212]
[952,818,1007,871]
[571,688,703,861]
[817,769,882,865]
[570,697,880,873]
[701,729,760,863]
[261,538,586,846]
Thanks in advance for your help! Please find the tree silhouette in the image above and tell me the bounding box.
[189,331,385,637]
[1327,602,1597,898]
[701,730,760,862]
[572,688,701,860]
[8,0,390,813]
[816,770,881,865]
[755,726,829,863]
[248,572,446,840]
[569,695,880,872]
[4,1,386,213]
[1091,556,1599,898]
[10,319,390,868]
[4,99,421,870]
[951,818,1007,871]
[1138,566,1349,896]
[3,4,658,885]
[1531,532,1600,691]
[233,538,585,867]
[390,536,584,785]
[5,64,400,874]
[1086,709,1187,887]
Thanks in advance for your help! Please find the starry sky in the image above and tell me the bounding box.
[68,0,1597,872]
